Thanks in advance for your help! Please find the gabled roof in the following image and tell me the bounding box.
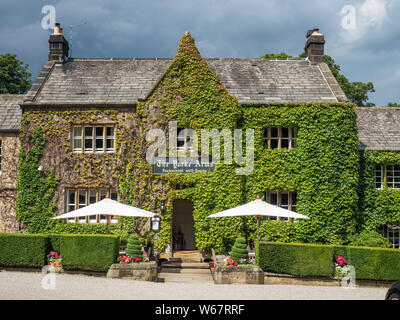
[0,94,24,132]
[356,107,400,151]
[23,57,346,105]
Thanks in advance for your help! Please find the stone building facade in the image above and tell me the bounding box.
[1,25,400,251]
[0,95,22,232]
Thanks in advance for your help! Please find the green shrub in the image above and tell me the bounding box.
[347,230,391,248]
[125,234,143,259]
[333,245,400,281]
[0,233,48,267]
[59,234,120,272]
[230,237,248,262]
[256,241,334,278]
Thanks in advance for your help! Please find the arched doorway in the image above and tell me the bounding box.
[172,199,196,251]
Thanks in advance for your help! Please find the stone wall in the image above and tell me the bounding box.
[0,132,20,232]
[21,107,138,214]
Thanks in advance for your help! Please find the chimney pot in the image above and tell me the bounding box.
[48,23,69,62]
[304,28,325,64]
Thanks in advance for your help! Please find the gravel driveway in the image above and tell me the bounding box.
[0,271,387,300]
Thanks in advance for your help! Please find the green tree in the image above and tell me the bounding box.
[0,53,32,94]
[260,52,293,60]
[261,52,375,107]
[386,102,400,107]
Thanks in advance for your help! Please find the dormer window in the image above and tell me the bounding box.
[264,127,297,149]
[72,125,115,153]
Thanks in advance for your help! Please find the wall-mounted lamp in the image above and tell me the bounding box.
[151,215,161,232]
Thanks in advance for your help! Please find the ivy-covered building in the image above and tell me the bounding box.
[1,25,399,252]
[0,95,22,233]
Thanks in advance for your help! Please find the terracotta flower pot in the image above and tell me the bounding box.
[49,260,61,267]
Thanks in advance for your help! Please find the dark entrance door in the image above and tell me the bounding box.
[172,199,196,250]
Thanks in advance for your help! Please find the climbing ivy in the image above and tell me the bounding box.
[16,126,60,233]
[17,33,365,253]
[358,150,400,231]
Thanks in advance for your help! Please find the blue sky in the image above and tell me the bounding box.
[1,0,399,106]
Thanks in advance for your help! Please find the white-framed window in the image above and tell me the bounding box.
[177,128,193,151]
[264,127,297,149]
[374,166,383,189]
[378,225,400,249]
[0,139,2,175]
[264,191,297,222]
[374,165,400,189]
[65,188,118,223]
[72,125,115,153]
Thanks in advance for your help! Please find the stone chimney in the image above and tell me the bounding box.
[304,28,325,64]
[48,23,69,62]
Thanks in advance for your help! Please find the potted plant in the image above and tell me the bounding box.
[48,251,62,267]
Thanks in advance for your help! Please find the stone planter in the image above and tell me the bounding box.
[213,265,264,284]
[106,261,158,282]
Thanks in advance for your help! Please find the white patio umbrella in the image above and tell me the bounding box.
[52,195,156,234]
[207,196,309,241]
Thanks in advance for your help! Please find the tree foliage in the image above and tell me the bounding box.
[0,53,32,94]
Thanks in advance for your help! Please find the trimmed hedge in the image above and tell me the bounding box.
[256,241,334,277]
[0,233,119,272]
[256,241,400,281]
[0,233,48,267]
[333,245,400,281]
[58,234,120,272]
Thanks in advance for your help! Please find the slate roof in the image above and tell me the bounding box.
[23,58,346,105]
[356,107,400,151]
[0,95,24,132]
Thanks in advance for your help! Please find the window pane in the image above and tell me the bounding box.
[269,193,278,205]
[106,127,113,136]
[264,128,268,147]
[281,193,289,208]
[95,138,104,150]
[73,127,82,151]
[106,127,115,151]
[374,166,382,189]
[85,127,93,137]
[270,139,278,149]
[100,189,108,200]
[270,128,278,138]
[84,127,93,151]
[111,191,118,201]
[177,128,185,149]
[281,128,289,138]
[88,190,97,222]
[281,138,289,149]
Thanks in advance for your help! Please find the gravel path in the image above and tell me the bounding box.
[0,271,387,300]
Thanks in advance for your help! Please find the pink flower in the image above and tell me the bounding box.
[51,251,56,256]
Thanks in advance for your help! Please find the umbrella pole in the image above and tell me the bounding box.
[256,215,260,241]
[106,215,110,235]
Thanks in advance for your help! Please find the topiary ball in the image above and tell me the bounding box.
[230,237,248,263]
[125,234,143,259]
